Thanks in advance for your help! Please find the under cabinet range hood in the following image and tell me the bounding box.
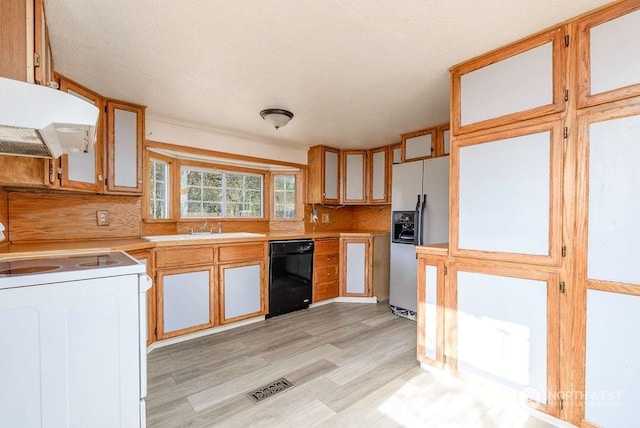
[0,77,99,158]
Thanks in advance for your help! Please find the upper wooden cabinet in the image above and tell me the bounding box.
[0,0,54,86]
[56,77,104,192]
[577,2,640,109]
[307,145,340,204]
[368,146,389,203]
[341,150,367,204]
[450,27,567,135]
[105,100,145,194]
[402,128,434,161]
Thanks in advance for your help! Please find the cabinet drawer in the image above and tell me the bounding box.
[156,247,213,268]
[315,239,339,253]
[218,243,265,263]
[315,252,339,268]
[314,280,339,301]
[315,264,338,282]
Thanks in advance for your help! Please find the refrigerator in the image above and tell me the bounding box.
[389,156,449,318]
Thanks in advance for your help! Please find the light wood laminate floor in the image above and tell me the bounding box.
[147,302,565,427]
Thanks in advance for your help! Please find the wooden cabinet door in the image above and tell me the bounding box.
[450,262,560,417]
[0,0,32,82]
[58,77,104,192]
[307,145,340,204]
[340,238,371,297]
[219,261,266,324]
[578,2,640,108]
[323,147,340,203]
[369,147,389,203]
[417,255,446,370]
[451,27,566,135]
[341,150,367,204]
[105,100,145,194]
[402,128,434,161]
[157,265,215,339]
[452,119,563,266]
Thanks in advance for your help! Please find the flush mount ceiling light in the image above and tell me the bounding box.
[260,109,294,130]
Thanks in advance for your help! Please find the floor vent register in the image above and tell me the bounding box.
[247,378,294,403]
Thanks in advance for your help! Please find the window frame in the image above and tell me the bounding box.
[178,161,266,219]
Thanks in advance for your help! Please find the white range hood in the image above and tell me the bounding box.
[0,77,99,158]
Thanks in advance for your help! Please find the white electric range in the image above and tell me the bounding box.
[0,250,150,428]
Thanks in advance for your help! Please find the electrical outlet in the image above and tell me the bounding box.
[322,213,330,224]
[96,210,110,226]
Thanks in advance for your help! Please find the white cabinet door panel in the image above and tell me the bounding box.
[458,132,550,255]
[585,290,640,426]
[457,271,548,402]
[371,150,386,200]
[587,115,640,285]
[345,242,366,294]
[163,270,210,332]
[590,9,640,95]
[461,43,553,126]
[344,152,365,201]
[113,108,139,188]
[424,265,438,360]
[324,150,339,200]
[223,264,261,319]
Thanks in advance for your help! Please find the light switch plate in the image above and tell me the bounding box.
[96,210,110,226]
[322,213,330,224]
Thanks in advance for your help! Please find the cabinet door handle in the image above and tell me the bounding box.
[138,178,143,184]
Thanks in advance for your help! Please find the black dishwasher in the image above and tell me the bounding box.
[267,240,314,318]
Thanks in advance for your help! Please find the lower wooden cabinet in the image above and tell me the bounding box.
[157,265,215,339]
[313,238,339,302]
[153,242,268,339]
[219,261,266,324]
[339,234,390,299]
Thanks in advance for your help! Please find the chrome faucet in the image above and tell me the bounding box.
[199,221,208,233]
[217,223,222,234]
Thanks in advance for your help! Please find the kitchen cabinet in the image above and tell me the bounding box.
[368,146,389,203]
[313,238,339,302]
[339,234,389,299]
[452,119,563,266]
[435,123,451,156]
[105,100,145,194]
[451,26,566,136]
[307,145,340,204]
[155,246,215,339]
[56,76,104,192]
[416,250,446,370]
[34,0,54,88]
[341,150,367,204]
[157,266,214,338]
[577,2,640,108]
[401,128,434,161]
[391,143,402,164]
[217,242,267,324]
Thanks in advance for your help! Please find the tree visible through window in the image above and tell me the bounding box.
[149,158,169,219]
[273,174,296,219]
[180,166,263,218]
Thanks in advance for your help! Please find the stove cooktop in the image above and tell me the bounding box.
[0,251,145,289]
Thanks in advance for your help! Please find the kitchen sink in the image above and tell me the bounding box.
[143,232,266,242]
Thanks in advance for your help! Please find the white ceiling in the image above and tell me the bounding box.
[45,0,612,150]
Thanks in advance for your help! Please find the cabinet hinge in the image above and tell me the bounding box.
[33,53,41,67]
[562,245,566,257]
[563,127,568,139]
[564,34,569,47]
[443,266,448,275]
[560,281,565,294]
[443,355,447,363]
[564,89,569,102]
[559,398,564,410]
[57,167,62,180]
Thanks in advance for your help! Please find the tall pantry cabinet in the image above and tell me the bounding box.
[417,1,640,426]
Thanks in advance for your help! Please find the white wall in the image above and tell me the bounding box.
[146,116,308,165]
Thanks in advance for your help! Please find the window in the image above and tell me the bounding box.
[180,166,263,218]
[273,174,296,219]
[149,158,169,219]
